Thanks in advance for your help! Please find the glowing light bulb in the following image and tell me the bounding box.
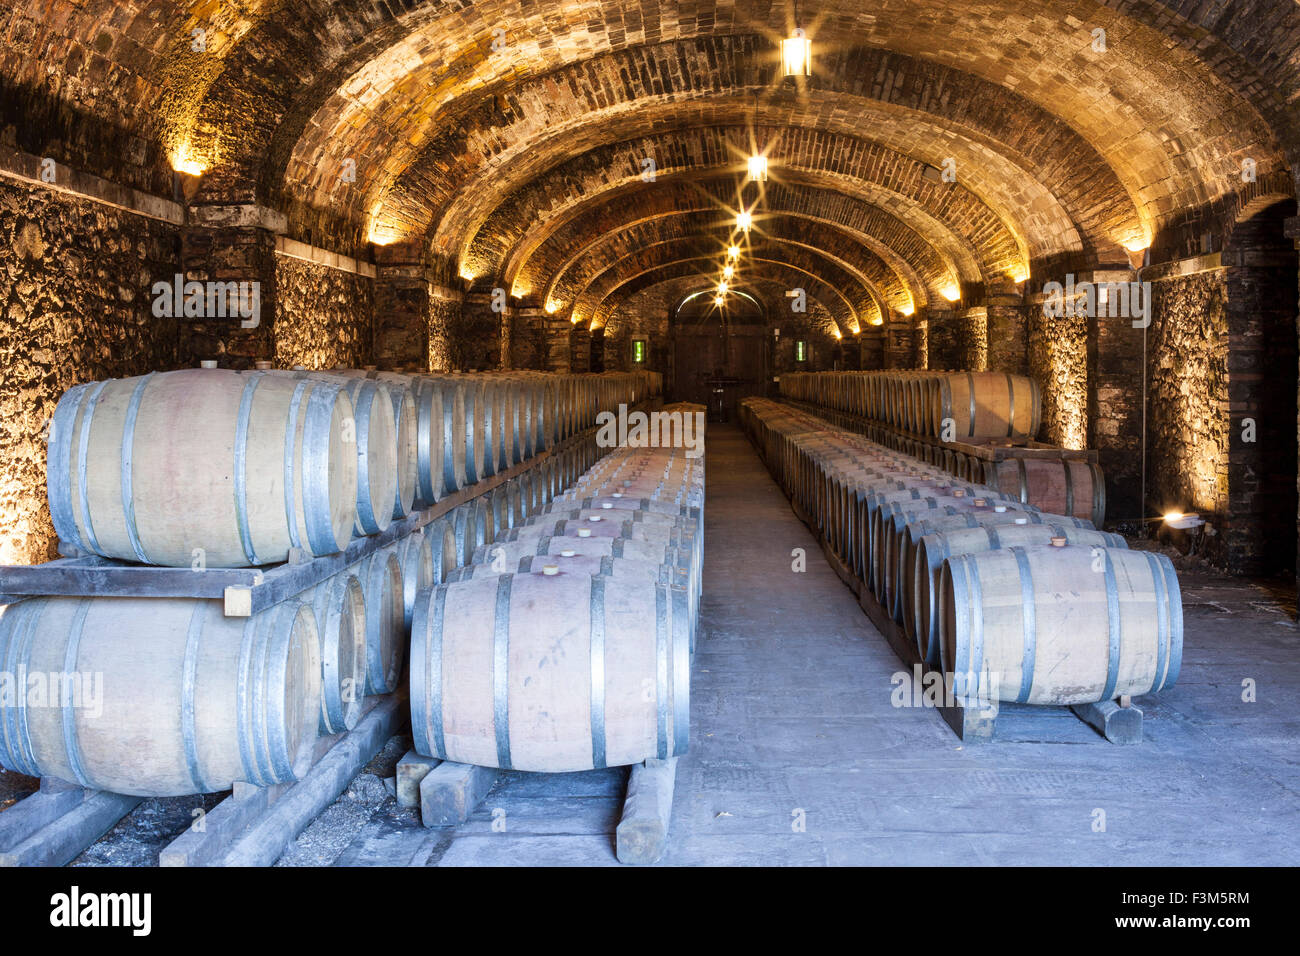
[723,264,735,279]
[736,211,753,232]
[747,155,769,182]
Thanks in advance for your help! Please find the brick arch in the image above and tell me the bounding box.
[590,258,854,340]
[575,239,871,333]
[512,176,961,308]
[10,1,1298,251]
[291,28,1289,263]
[463,123,1047,283]
[546,212,903,321]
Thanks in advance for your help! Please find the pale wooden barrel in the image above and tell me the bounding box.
[358,548,404,695]
[48,368,356,567]
[307,573,368,733]
[459,376,489,485]
[426,517,460,584]
[336,378,399,536]
[0,597,320,796]
[939,545,1182,705]
[933,371,1042,440]
[273,371,398,537]
[429,376,468,493]
[981,457,1106,525]
[452,500,490,566]
[478,378,500,479]
[393,529,435,631]
[333,371,417,520]
[410,569,688,771]
[494,378,520,470]
[401,375,447,505]
[911,523,1126,665]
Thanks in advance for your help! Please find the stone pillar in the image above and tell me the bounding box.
[885,309,919,369]
[427,285,461,372]
[958,306,988,371]
[374,241,428,370]
[986,279,1028,375]
[180,204,283,368]
[926,307,957,369]
[1085,268,1142,522]
[860,325,885,370]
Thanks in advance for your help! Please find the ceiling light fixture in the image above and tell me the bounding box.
[748,154,769,182]
[781,27,812,77]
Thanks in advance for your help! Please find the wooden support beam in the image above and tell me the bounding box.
[1071,699,1144,745]
[0,779,142,867]
[418,762,499,828]
[616,758,678,865]
[396,751,442,808]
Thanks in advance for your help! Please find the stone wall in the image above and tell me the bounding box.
[1146,270,1229,557]
[273,254,373,370]
[1028,299,1088,450]
[0,178,179,564]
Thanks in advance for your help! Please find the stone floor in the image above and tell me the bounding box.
[6,423,1299,865]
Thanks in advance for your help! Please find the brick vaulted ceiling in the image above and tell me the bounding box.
[5,0,1298,324]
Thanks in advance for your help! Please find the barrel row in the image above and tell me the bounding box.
[783,395,1106,526]
[779,369,1042,441]
[738,398,1182,706]
[0,427,611,796]
[47,366,661,569]
[409,406,706,774]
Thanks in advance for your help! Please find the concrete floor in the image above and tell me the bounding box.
[6,423,1300,865]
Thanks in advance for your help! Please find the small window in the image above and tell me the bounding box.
[795,340,808,363]
[632,338,647,363]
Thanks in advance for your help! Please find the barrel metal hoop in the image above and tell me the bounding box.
[1142,551,1171,693]
[1004,373,1016,437]
[968,556,985,680]
[1016,458,1029,505]
[119,372,155,563]
[180,601,212,792]
[57,599,94,787]
[4,602,42,776]
[75,380,111,555]
[1063,460,1075,518]
[352,382,381,532]
[235,615,260,786]
[283,380,310,550]
[1008,547,1037,703]
[233,372,265,566]
[492,574,513,770]
[1100,550,1123,701]
[425,585,448,756]
[589,576,607,770]
[966,372,976,438]
[48,384,89,553]
[985,525,1001,550]
[302,382,345,556]
[264,603,299,780]
[655,582,669,760]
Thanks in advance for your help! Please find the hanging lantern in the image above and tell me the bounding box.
[781,27,812,77]
[747,154,769,182]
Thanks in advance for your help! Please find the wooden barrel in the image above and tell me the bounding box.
[980,457,1106,525]
[460,376,488,485]
[393,529,434,631]
[409,569,688,771]
[911,523,1126,665]
[401,374,446,505]
[429,376,468,493]
[452,500,490,566]
[335,370,416,521]
[427,517,460,584]
[48,368,356,567]
[334,377,399,536]
[0,597,320,796]
[307,573,367,734]
[933,372,1041,440]
[939,545,1182,705]
[494,378,520,470]
[358,548,404,695]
